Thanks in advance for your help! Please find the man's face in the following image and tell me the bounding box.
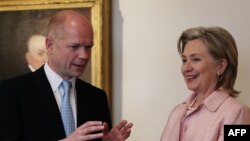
[47,20,94,80]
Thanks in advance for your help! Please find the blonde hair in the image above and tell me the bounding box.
[177,26,239,97]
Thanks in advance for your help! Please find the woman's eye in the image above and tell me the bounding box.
[182,59,187,63]
[192,58,200,62]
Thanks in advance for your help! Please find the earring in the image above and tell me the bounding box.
[217,72,220,76]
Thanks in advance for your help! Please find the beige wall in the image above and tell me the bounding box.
[112,0,250,140]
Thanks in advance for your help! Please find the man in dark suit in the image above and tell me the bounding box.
[0,10,132,141]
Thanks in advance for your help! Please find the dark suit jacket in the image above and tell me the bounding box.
[0,67,111,141]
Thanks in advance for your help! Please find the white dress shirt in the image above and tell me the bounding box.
[44,63,77,128]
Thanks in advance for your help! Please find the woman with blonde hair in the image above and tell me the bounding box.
[161,26,250,141]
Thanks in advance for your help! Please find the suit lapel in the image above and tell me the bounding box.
[75,79,87,126]
[75,79,99,127]
[31,67,66,137]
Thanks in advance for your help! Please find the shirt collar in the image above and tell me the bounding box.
[44,62,76,92]
[183,88,230,112]
[203,89,229,111]
[28,64,35,72]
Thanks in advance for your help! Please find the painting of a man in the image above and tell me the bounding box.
[25,34,47,72]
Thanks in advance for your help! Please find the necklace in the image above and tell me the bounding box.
[187,95,198,111]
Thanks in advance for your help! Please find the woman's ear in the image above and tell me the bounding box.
[217,59,228,76]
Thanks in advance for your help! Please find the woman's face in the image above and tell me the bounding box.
[181,39,219,94]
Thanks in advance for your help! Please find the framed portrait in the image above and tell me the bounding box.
[0,0,111,104]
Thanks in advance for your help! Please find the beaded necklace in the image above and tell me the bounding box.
[187,95,198,111]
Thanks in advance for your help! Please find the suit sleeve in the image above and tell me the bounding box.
[218,104,250,141]
[0,81,23,140]
[233,104,250,124]
[101,90,112,130]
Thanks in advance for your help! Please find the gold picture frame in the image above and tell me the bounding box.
[0,0,111,103]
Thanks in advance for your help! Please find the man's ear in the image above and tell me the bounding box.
[45,37,53,51]
[217,59,228,76]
